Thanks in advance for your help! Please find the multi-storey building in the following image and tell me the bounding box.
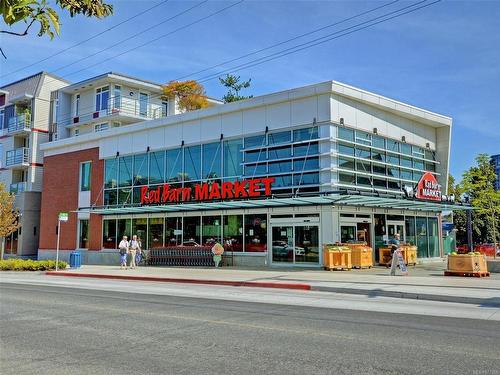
[491,154,500,191]
[0,72,69,256]
[39,79,468,266]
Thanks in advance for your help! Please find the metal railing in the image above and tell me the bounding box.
[10,181,27,194]
[8,113,31,134]
[65,96,166,126]
[6,147,29,167]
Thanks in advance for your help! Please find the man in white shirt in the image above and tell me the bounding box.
[129,235,141,269]
[118,236,129,270]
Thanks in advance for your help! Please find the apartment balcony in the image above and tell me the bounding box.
[6,147,29,168]
[8,113,31,135]
[10,181,28,194]
[66,96,166,127]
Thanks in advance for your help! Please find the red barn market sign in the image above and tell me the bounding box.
[140,178,275,205]
[415,172,442,201]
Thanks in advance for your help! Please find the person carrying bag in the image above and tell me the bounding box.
[118,236,129,270]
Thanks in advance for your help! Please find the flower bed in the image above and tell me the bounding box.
[0,259,68,271]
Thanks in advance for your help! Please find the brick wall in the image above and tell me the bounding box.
[39,147,103,251]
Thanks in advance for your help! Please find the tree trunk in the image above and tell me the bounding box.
[0,237,5,260]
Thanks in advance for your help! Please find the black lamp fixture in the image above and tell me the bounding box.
[373,127,378,134]
[116,151,120,158]
[220,133,224,140]
[401,135,406,143]
[146,146,150,153]
[340,118,344,126]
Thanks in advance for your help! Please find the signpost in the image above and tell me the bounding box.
[56,212,68,271]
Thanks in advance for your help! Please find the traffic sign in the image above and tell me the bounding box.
[58,212,69,222]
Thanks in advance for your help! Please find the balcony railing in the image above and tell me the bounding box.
[6,147,29,167]
[66,96,166,126]
[8,113,31,134]
[10,181,27,194]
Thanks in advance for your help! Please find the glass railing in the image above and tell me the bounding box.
[6,147,29,166]
[10,182,27,194]
[8,113,31,134]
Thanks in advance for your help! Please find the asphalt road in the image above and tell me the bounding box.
[1,283,499,375]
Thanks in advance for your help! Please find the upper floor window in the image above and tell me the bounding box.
[113,85,121,109]
[74,129,80,137]
[96,86,110,112]
[94,123,109,132]
[162,101,168,117]
[139,92,149,117]
[80,161,91,191]
[74,94,80,116]
[0,109,4,129]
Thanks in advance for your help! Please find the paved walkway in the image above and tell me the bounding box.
[46,262,500,307]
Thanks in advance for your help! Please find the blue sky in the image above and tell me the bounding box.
[1,0,499,180]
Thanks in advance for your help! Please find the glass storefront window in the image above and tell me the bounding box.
[223,139,243,177]
[372,178,387,188]
[387,140,400,153]
[401,143,412,155]
[373,135,385,149]
[273,175,293,188]
[131,218,147,247]
[412,146,425,157]
[133,154,148,185]
[428,217,439,257]
[245,163,267,176]
[356,160,371,174]
[268,146,291,160]
[183,216,201,245]
[165,217,182,247]
[356,147,371,159]
[416,217,428,258]
[202,215,221,245]
[103,219,117,249]
[117,218,132,240]
[118,156,133,187]
[118,188,132,204]
[268,131,291,145]
[294,172,319,186]
[104,189,117,205]
[148,217,164,249]
[293,157,318,172]
[104,159,117,188]
[386,153,400,166]
[149,151,165,184]
[245,214,267,252]
[373,164,386,175]
[405,216,416,246]
[202,142,221,179]
[388,180,400,190]
[338,144,355,156]
[338,127,354,141]
[401,170,413,181]
[372,150,385,162]
[387,167,400,178]
[357,175,371,186]
[78,219,89,249]
[355,131,371,145]
[184,145,201,181]
[293,142,319,157]
[244,134,266,148]
[339,172,355,185]
[339,157,354,170]
[223,215,243,252]
[374,214,386,262]
[245,149,266,163]
[413,159,424,170]
[401,156,412,168]
[295,225,319,263]
[166,148,182,183]
[294,127,318,142]
[269,161,292,174]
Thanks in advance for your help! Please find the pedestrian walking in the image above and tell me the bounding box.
[118,236,129,270]
[129,235,141,269]
[389,233,401,276]
[135,237,143,265]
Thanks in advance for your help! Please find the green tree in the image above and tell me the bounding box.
[458,154,500,245]
[448,174,466,244]
[0,183,19,260]
[0,0,113,57]
[219,74,253,103]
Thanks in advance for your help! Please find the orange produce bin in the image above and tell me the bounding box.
[344,243,373,269]
[445,253,489,276]
[401,245,417,266]
[323,244,351,271]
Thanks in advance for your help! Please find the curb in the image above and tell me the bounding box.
[311,286,500,307]
[45,272,312,291]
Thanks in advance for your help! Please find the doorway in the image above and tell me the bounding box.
[387,221,405,242]
[271,220,320,265]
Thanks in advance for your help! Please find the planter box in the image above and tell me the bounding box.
[344,243,373,269]
[323,245,351,271]
[446,254,488,275]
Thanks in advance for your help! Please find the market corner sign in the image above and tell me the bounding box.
[415,172,442,201]
[140,178,275,205]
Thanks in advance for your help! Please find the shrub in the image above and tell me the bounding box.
[0,259,67,271]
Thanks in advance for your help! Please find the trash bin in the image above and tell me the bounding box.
[69,252,81,268]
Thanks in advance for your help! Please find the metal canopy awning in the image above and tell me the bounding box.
[79,193,473,215]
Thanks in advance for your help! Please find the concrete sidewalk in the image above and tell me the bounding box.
[46,262,500,307]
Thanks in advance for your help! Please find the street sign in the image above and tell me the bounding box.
[58,212,69,222]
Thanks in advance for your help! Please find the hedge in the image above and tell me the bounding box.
[0,259,68,271]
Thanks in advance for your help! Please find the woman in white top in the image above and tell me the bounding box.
[129,235,141,269]
[118,236,129,270]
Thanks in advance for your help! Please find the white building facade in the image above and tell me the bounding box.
[39,80,463,266]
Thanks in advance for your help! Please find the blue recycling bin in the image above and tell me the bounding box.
[69,252,81,268]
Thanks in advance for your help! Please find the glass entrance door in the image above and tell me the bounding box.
[271,224,320,265]
[387,221,405,242]
[272,226,294,263]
